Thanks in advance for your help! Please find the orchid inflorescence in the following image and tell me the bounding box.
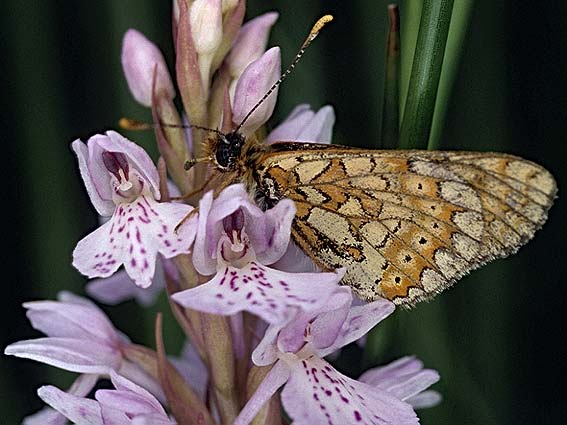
[6,1,440,424]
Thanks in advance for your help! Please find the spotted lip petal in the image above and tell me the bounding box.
[280,355,419,425]
[73,195,194,288]
[172,261,344,325]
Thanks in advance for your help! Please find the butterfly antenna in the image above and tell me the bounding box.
[119,117,224,136]
[234,14,334,134]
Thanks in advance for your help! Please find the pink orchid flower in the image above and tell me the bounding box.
[71,131,196,288]
[172,184,345,325]
[235,289,439,425]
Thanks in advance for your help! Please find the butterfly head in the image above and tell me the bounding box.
[213,131,246,171]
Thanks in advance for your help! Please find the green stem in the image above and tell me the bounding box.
[399,0,454,149]
[380,4,401,149]
[428,0,475,149]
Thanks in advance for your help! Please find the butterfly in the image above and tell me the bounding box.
[192,130,557,307]
[169,15,556,307]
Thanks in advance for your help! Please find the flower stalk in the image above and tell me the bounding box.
[399,0,455,149]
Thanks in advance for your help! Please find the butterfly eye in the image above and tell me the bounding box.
[215,132,245,170]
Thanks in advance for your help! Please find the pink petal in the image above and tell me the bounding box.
[172,262,344,324]
[5,337,121,374]
[267,105,335,145]
[86,268,164,307]
[225,11,279,78]
[71,139,114,216]
[406,391,442,409]
[121,29,175,107]
[275,287,351,355]
[24,299,119,343]
[271,240,319,273]
[24,374,99,425]
[37,385,103,425]
[191,190,216,275]
[360,357,440,402]
[317,298,395,357]
[72,218,124,280]
[255,198,296,265]
[73,196,194,288]
[232,47,281,134]
[234,361,290,425]
[280,355,419,425]
[109,370,166,413]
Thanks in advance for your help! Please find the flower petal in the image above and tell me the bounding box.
[406,390,442,409]
[232,47,281,134]
[72,218,124,280]
[5,337,120,374]
[86,269,164,307]
[24,374,99,425]
[172,262,344,324]
[73,196,194,288]
[37,385,103,425]
[255,198,296,265]
[191,190,216,275]
[71,139,114,216]
[267,105,335,145]
[360,357,440,402]
[121,29,175,107]
[317,298,395,357]
[225,11,279,79]
[24,299,119,343]
[276,286,351,355]
[280,355,419,425]
[234,361,290,425]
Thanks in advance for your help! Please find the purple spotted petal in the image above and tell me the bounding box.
[317,298,395,358]
[73,195,194,288]
[172,262,344,324]
[24,374,99,425]
[267,104,335,145]
[280,354,419,425]
[232,47,281,135]
[359,356,440,403]
[4,338,121,374]
[37,385,103,425]
[234,361,290,425]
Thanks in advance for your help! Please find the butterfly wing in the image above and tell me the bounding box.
[256,145,556,306]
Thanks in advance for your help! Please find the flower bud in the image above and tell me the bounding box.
[121,29,175,107]
[226,12,279,81]
[232,47,281,134]
[190,0,223,55]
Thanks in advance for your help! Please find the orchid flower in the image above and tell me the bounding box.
[235,289,439,425]
[71,131,197,288]
[172,184,344,325]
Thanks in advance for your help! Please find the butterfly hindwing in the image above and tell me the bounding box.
[254,144,556,306]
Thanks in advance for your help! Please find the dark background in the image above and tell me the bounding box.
[2,1,566,423]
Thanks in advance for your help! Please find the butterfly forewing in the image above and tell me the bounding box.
[253,145,556,307]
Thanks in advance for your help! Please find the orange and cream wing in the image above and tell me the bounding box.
[256,146,556,306]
